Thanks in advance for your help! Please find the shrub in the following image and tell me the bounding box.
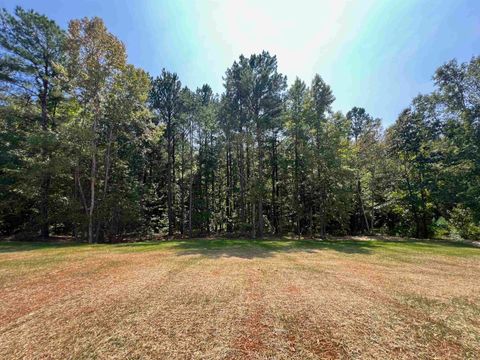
[448,205,480,240]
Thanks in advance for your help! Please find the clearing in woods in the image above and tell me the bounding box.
[0,237,479,359]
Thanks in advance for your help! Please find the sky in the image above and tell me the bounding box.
[2,0,479,125]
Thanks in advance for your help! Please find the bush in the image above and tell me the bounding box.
[448,205,480,240]
[431,216,449,238]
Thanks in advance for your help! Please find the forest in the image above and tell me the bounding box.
[1,7,479,243]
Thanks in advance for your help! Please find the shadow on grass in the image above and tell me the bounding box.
[1,237,477,258]
[0,241,85,254]
[166,239,379,259]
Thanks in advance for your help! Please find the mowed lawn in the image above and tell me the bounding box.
[0,238,479,359]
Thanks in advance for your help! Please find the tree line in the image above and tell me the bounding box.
[1,7,479,242]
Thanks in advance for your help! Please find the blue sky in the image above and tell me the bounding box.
[2,0,479,125]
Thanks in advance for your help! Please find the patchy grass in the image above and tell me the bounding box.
[0,237,478,359]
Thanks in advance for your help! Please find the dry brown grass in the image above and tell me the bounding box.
[0,237,479,359]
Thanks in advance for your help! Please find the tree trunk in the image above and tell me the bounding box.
[180,130,185,235]
[357,176,370,234]
[40,176,50,239]
[204,135,210,233]
[270,135,277,234]
[256,122,264,239]
[95,125,114,242]
[167,115,174,236]
[419,172,429,238]
[403,164,420,238]
[211,133,216,232]
[315,122,327,238]
[320,186,326,237]
[226,140,233,233]
[88,126,97,244]
[188,117,194,238]
[294,126,300,237]
[39,83,50,239]
[275,142,281,234]
[238,135,246,225]
[87,99,101,244]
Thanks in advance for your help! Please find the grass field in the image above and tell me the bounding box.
[0,237,479,359]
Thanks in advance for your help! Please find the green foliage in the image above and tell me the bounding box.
[0,6,479,242]
[431,216,449,238]
[0,6,65,99]
[448,205,480,240]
